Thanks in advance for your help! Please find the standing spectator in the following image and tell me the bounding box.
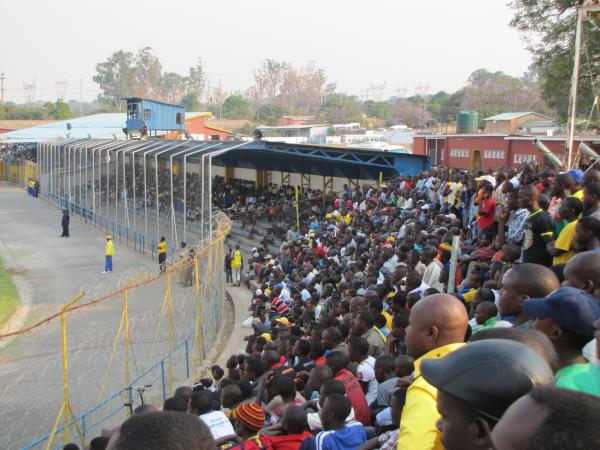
[547,197,583,266]
[476,183,497,234]
[518,185,554,267]
[158,236,167,274]
[103,235,114,274]
[225,248,233,284]
[61,209,70,238]
[395,294,468,450]
[232,244,243,287]
[583,182,600,218]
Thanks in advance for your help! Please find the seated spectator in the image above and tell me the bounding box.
[491,387,600,450]
[470,301,500,334]
[420,339,554,450]
[189,391,236,443]
[221,384,244,417]
[523,287,600,396]
[223,402,270,450]
[305,379,356,431]
[89,436,109,450]
[348,337,378,406]
[299,394,367,450]
[325,351,370,425]
[354,311,385,356]
[263,406,313,450]
[373,355,398,409]
[264,375,305,424]
[162,396,188,412]
[105,411,215,450]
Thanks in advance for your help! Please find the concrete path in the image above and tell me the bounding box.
[0,183,229,449]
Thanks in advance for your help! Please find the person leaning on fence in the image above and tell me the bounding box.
[103,235,114,274]
[158,236,167,274]
[231,244,243,287]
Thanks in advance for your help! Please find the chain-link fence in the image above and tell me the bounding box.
[0,160,230,449]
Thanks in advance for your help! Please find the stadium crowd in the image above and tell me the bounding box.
[66,163,600,450]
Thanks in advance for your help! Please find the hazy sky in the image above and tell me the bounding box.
[1,0,533,103]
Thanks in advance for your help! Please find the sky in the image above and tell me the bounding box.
[1,0,533,104]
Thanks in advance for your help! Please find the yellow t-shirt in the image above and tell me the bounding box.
[382,310,393,330]
[571,190,584,200]
[231,250,242,268]
[553,220,577,266]
[158,241,167,254]
[463,288,477,304]
[105,240,114,256]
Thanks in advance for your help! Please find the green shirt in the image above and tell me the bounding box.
[555,363,600,397]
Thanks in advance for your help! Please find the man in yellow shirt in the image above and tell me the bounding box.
[397,294,468,450]
[157,236,167,274]
[103,235,114,274]
[548,197,582,266]
[231,244,243,287]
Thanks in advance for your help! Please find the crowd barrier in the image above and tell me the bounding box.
[0,162,230,449]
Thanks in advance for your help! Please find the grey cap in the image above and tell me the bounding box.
[421,339,554,422]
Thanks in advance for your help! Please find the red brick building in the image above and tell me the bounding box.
[412,134,600,169]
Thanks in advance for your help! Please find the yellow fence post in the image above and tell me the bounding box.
[295,186,300,231]
[46,291,86,450]
[166,272,174,395]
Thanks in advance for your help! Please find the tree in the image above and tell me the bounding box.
[318,94,363,124]
[363,100,393,120]
[460,69,546,119]
[93,50,137,109]
[510,0,599,122]
[222,95,252,119]
[253,59,291,106]
[44,99,72,119]
[256,104,289,125]
[180,92,202,111]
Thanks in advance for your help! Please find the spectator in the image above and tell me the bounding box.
[518,185,554,267]
[299,394,366,450]
[396,294,468,450]
[498,263,560,327]
[420,339,554,450]
[189,390,236,443]
[491,387,600,450]
[348,337,378,405]
[105,411,215,450]
[523,287,600,396]
[325,351,370,426]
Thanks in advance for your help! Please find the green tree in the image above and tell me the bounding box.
[222,94,252,119]
[181,92,202,111]
[44,99,72,119]
[318,94,363,124]
[93,50,137,109]
[363,100,393,120]
[510,0,599,122]
[256,104,289,125]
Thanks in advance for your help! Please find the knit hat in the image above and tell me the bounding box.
[235,402,265,431]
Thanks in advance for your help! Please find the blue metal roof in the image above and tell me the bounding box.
[0,113,127,143]
[40,138,430,178]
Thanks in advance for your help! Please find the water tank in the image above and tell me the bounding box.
[457,111,479,134]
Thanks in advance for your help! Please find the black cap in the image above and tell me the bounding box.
[421,339,554,422]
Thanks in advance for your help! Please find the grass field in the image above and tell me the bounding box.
[0,259,19,329]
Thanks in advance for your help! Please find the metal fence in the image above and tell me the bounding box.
[0,160,230,450]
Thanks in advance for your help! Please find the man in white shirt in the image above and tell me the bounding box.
[421,246,444,292]
[349,337,379,405]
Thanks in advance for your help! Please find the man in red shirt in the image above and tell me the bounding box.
[325,351,370,425]
[477,183,497,232]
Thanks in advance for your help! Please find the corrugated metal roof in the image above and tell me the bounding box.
[0,112,214,143]
[484,112,553,121]
[517,119,557,128]
[0,113,127,143]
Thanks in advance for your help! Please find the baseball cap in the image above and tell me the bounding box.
[567,169,584,183]
[421,339,554,422]
[275,317,289,326]
[260,332,272,342]
[522,287,600,337]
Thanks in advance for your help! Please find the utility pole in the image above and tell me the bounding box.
[0,73,5,105]
[79,78,84,116]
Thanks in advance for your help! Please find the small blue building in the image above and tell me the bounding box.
[123,97,185,136]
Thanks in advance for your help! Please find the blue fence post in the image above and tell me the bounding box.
[160,361,166,401]
[185,337,190,379]
[126,227,129,247]
[81,415,86,439]
[128,385,134,413]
